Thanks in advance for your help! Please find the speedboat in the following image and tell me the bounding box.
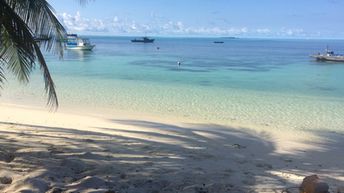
[311,47,344,62]
[131,37,155,43]
[66,34,95,50]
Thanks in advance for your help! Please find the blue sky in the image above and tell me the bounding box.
[49,0,344,38]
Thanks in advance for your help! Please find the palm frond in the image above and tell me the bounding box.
[33,42,58,108]
[1,28,34,83]
[4,0,67,57]
[0,28,8,89]
[0,0,58,108]
[0,65,5,89]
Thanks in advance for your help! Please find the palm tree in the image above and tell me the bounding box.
[0,0,72,108]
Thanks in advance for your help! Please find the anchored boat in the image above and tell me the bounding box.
[66,34,95,51]
[311,47,344,62]
[131,37,155,43]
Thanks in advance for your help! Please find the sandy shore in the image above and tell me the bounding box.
[0,103,343,193]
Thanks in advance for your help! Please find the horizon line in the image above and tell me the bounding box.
[74,34,344,41]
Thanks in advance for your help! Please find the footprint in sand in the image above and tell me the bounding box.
[0,151,15,163]
[0,176,12,184]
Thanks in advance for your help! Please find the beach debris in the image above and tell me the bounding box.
[0,176,12,184]
[299,175,329,193]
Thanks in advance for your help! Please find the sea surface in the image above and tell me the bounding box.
[2,37,344,131]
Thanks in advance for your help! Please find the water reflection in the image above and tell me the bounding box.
[65,50,94,62]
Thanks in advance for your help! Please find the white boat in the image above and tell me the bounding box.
[311,47,344,62]
[66,34,95,50]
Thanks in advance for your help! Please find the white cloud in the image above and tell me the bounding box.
[256,28,271,34]
[279,28,305,36]
[59,12,108,32]
[58,12,315,38]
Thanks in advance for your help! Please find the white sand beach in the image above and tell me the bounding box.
[2,0,344,192]
[0,103,343,193]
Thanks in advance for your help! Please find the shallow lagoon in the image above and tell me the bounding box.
[2,37,344,131]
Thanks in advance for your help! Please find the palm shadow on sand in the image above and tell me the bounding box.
[0,120,343,193]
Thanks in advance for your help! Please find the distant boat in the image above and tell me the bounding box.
[214,41,224,44]
[131,37,155,43]
[66,34,95,51]
[311,47,344,62]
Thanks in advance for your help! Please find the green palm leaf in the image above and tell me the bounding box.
[0,65,5,89]
[1,28,34,83]
[0,0,60,108]
[4,0,66,57]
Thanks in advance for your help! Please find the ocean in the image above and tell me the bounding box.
[2,37,344,131]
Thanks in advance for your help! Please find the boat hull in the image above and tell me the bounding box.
[131,39,155,43]
[66,45,95,51]
[312,55,344,62]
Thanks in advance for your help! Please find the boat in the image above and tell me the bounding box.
[66,34,95,50]
[311,47,344,62]
[131,37,155,43]
[214,41,224,44]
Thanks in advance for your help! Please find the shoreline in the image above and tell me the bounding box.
[0,103,343,192]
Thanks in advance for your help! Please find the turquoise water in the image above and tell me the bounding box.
[2,37,344,131]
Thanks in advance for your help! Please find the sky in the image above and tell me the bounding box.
[49,0,344,38]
